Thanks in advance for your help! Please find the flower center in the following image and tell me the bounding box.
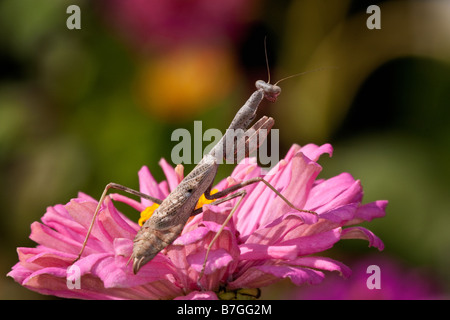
[217,287,261,300]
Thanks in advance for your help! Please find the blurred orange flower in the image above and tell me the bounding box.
[135,45,237,120]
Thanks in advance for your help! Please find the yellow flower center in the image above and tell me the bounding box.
[138,189,219,226]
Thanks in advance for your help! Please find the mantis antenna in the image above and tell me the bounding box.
[264,36,271,84]
[263,37,338,86]
[274,66,339,86]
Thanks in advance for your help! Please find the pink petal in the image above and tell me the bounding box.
[164,245,192,290]
[174,291,219,300]
[228,264,324,290]
[110,193,146,212]
[173,227,210,246]
[280,228,343,256]
[138,166,166,207]
[230,158,260,181]
[295,204,359,238]
[77,192,97,202]
[187,248,234,275]
[201,203,237,231]
[110,238,179,289]
[283,144,302,161]
[22,266,155,299]
[166,216,240,290]
[175,217,237,249]
[305,173,363,213]
[113,238,133,257]
[234,152,321,238]
[7,263,33,285]
[21,250,73,269]
[341,226,385,250]
[319,203,358,224]
[243,214,305,245]
[90,256,142,288]
[64,199,99,230]
[345,200,388,225]
[8,247,73,285]
[264,152,322,222]
[73,252,112,276]
[41,205,86,239]
[158,180,169,196]
[63,199,112,251]
[226,174,269,234]
[239,244,298,261]
[186,248,235,292]
[244,212,341,254]
[123,257,179,287]
[96,197,139,241]
[159,158,180,192]
[19,267,89,299]
[290,256,352,278]
[29,221,95,256]
[16,264,139,299]
[299,143,333,162]
[71,249,175,293]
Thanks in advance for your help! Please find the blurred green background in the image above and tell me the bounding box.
[1,0,450,299]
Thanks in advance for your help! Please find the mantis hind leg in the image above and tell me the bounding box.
[73,182,163,262]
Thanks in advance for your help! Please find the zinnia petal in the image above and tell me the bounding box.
[138,166,166,207]
[298,143,333,162]
[228,264,325,289]
[305,173,363,213]
[345,200,388,225]
[341,226,385,250]
[174,291,219,300]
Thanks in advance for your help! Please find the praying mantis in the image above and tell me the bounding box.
[74,45,319,281]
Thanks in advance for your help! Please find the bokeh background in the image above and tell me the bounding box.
[1,0,450,299]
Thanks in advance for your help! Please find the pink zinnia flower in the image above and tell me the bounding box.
[8,144,387,299]
[103,0,258,50]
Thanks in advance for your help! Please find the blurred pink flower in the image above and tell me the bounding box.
[8,144,387,299]
[288,255,445,300]
[102,0,258,50]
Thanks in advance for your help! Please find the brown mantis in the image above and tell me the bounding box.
[74,47,319,281]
